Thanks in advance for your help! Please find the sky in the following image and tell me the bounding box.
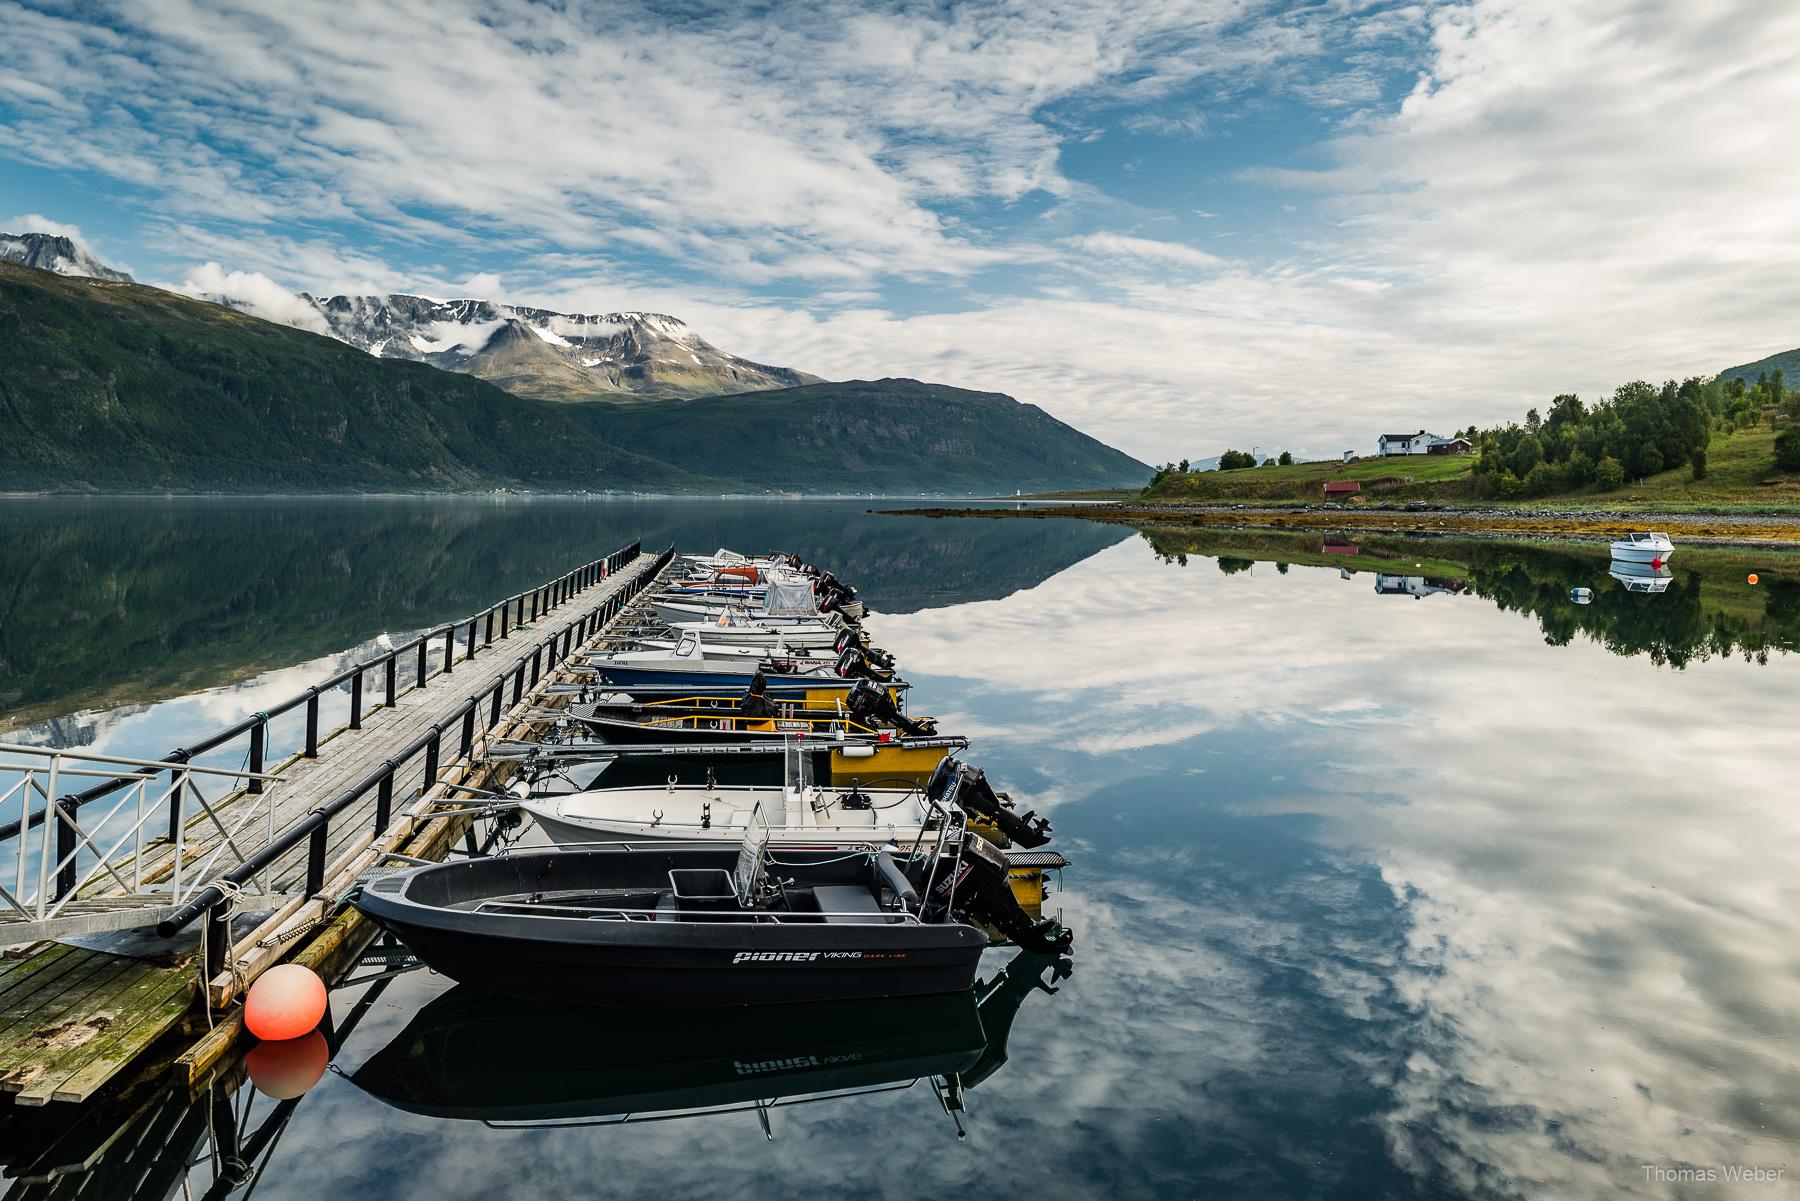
[3,0,1799,463]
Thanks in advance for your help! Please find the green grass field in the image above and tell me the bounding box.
[1144,424,1800,508]
[1146,451,1477,502]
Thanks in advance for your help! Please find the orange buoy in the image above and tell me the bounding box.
[1748,573,1759,585]
[246,1029,329,1099]
[244,963,327,1041]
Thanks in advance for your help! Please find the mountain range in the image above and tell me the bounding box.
[291,294,821,401]
[0,257,1148,493]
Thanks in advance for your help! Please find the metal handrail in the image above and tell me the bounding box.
[156,544,678,941]
[0,541,646,845]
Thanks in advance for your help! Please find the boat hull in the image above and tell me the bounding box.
[353,850,986,1007]
[1609,544,1674,563]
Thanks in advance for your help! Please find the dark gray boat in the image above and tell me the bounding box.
[351,811,1069,1007]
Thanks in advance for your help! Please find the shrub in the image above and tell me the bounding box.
[1218,449,1257,470]
[1776,428,1800,472]
[1690,448,1707,480]
[1524,462,1564,496]
[1278,451,1293,465]
[1595,456,1625,490]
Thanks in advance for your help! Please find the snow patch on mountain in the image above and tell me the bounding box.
[1,229,133,283]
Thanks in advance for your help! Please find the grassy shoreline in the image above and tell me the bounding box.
[882,502,1800,547]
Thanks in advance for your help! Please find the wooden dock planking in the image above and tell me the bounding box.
[0,946,193,1106]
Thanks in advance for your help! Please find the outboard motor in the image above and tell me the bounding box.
[834,647,892,682]
[928,761,1052,849]
[861,644,896,671]
[846,677,934,736]
[833,627,863,656]
[922,835,1071,955]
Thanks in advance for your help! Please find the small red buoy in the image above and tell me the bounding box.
[1749,573,1759,585]
[1651,557,1663,569]
[246,1029,329,1099]
[244,964,327,1042]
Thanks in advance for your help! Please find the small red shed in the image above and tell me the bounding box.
[1322,481,1361,501]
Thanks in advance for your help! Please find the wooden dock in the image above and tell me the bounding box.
[0,542,675,1107]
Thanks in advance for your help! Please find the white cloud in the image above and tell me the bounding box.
[1067,232,1230,270]
[6,1,1799,461]
[173,262,332,335]
[4,211,87,245]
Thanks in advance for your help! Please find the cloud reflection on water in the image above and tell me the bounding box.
[878,539,1800,1197]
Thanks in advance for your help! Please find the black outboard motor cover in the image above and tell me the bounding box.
[924,837,1071,955]
[847,677,929,736]
[952,765,1052,849]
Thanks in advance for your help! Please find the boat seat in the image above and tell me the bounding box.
[813,885,890,925]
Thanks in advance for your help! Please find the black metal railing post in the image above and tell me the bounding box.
[350,671,363,730]
[500,603,510,639]
[306,824,329,894]
[460,708,475,758]
[247,724,265,794]
[485,610,495,646]
[466,619,478,662]
[385,655,397,706]
[416,640,428,689]
[489,683,503,729]
[512,662,525,704]
[304,690,320,757]
[375,771,393,833]
[54,797,78,899]
[423,731,441,788]
[205,901,231,972]
[443,628,454,675]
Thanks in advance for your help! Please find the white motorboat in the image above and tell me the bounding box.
[660,621,848,648]
[592,631,843,669]
[519,779,937,848]
[517,752,1055,855]
[1609,531,1675,564]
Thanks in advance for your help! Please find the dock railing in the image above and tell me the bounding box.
[0,540,677,952]
[0,745,281,933]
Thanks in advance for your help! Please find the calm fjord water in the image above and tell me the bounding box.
[2,498,1796,1201]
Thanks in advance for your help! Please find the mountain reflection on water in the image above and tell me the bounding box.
[0,497,1128,728]
[1,506,1796,1201]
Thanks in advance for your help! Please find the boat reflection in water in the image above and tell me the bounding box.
[351,949,1071,1136]
[1371,573,1468,599]
[1608,560,1674,594]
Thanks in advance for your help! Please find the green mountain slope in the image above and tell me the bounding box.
[0,262,724,492]
[574,378,1149,493]
[1719,346,1800,387]
[0,262,1146,494]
